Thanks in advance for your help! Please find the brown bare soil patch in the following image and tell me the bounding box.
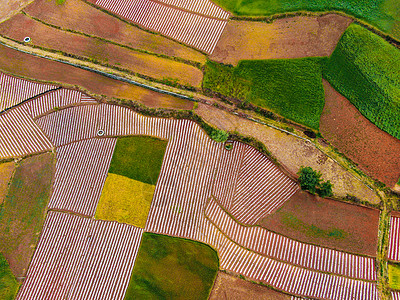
[195,103,380,204]
[210,15,352,65]
[321,80,400,188]
[0,44,193,110]
[258,190,379,256]
[0,161,15,205]
[24,0,206,64]
[0,0,33,23]
[0,13,203,88]
[209,271,290,300]
[0,152,55,277]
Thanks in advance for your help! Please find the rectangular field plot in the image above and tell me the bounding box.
[389,216,400,261]
[17,211,143,300]
[95,0,227,53]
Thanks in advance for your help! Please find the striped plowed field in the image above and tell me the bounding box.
[0,72,57,112]
[393,292,400,300]
[388,215,400,261]
[17,211,143,300]
[0,106,52,158]
[26,89,97,119]
[206,198,376,281]
[95,0,228,53]
[212,141,299,225]
[201,219,380,300]
[157,0,229,19]
[49,138,116,216]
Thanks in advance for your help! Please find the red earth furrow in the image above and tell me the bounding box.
[49,138,117,216]
[388,215,400,261]
[206,198,376,281]
[0,106,53,158]
[0,72,57,112]
[392,292,400,300]
[157,0,229,19]
[16,211,143,300]
[95,0,227,53]
[202,219,379,300]
[26,89,97,119]
[229,145,299,225]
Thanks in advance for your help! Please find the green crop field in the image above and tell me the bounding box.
[212,0,400,41]
[124,233,219,299]
[0,153,55,278]
[203,58,326,130]
[324,23,400,139]
[389,263,400,290]
[108,136,168,185]
[0,254,19,300]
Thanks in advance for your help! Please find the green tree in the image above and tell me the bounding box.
[298,166,321,194]
[317,180,333,198]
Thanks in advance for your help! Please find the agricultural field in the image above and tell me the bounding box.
[0,162,15,204]
[124,233,219,299]
[0,153,54,277]
[203,58,326,129]
[324,23,400,139]
[211,0,400,41]
[0,254,19,300]
[389,263,400,290]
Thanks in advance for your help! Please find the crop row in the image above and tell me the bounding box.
[157,0,229,19]
[388,216,400,261]
[95,0,227,53]
[17,211,143,300]
[206,198,376,281]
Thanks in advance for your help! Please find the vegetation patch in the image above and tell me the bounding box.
[203,58,326,130]
[389,263,400,290]
[108,136,168,185]
[324,23,400,139]
[0,254,19,300]
[212,0,400,40]
[96,173,155,228]
[0,162,15,205]
[0,153,55,277]
[298,166,333,197]
[125,233,219,300]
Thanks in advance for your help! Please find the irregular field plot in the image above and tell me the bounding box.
[0,254,19,300]
[109,136,168,185]
[211,15,352,65]
[389,263,400,290]
[321,80,400,187]
[258,190,380,256]
[96,173,155,228]
[0,152,55,277]
[203,58,326,129]
[0,162,14,205]
[209,271,291,300]
[0,44,193,110]
[0,13,203,88]
[24,0,206,64]
[324,23,400,139]
[212,0,400,41]
[124,232,219,300]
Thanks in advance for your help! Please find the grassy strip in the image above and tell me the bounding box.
[212,0,400,41]
[108,136,168,185]
[0,162,15,205]
[96,174,155,228]
[0,153,55,277]
[203,58,326,130]
[324,23,400,140]
[0,254,19,300]
[124,232,219,300]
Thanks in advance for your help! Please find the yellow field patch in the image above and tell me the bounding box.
[95,173,155,228]
[0,161,15,205]
[389,263,400,290]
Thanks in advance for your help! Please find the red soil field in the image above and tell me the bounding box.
[209,272,291,300]
[0,44,193,110]
[0,13,203,88]
[258,190,380,256]
[24,0,206,64]
[321,80,400,187]
[210,14,352,65]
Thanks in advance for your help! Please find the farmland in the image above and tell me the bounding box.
[0,13,203,89]
[0,152,54,277]
[0,162,14,204]
[389,263,400,290]
[203,58,326,129]
[124,233,219,299]
[324,23,400,139]
[211,0,400,41]
[0,254,18,300]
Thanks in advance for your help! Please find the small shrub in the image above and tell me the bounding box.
[298,166,333,197]
[317,180,333,198]
[211,129,229,143]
